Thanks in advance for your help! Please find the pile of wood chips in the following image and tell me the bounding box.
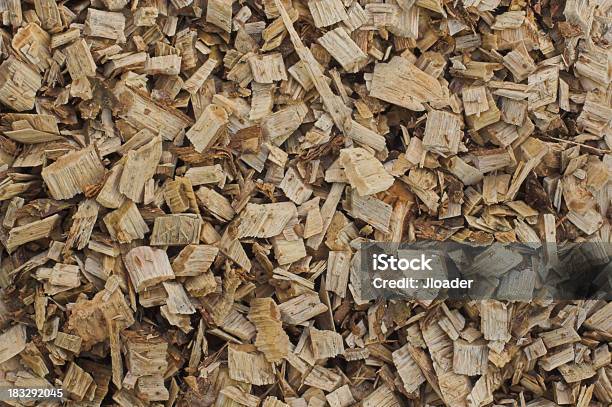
[0,0,610,405]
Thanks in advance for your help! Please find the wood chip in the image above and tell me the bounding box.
[124,246,175,292]
[41,145,105,200]
[248,297,290,362]
[340,148,394,196]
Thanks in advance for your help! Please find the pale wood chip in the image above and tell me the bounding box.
[124,246,175,293]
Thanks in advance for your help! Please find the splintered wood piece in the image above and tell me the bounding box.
[274,0,351,133]
[150,214,202,246]
[347,188,392,233]
[466,90,501,130]
[103,201,149,243]
[160,305,192,334]
[279,167,313,204]
[307,183,344,249]
[370,56,448,111]
[0,325,26,363]
[51,29,85,49]
[163,281,196,314]
[262,396,290,407]
[20,342,49,378]
[265,143,288,167]
[388,4,419,38]
[164,177,197,214]
[345,120,386,152]
[567,208,603,235]
[304,365,343,391]
[584,302,612,335]
[447,156,484,185]
[63,362,95,401]
[393,344,426,392]
[421,322,472,407]
[453,339,488,376]
[278,293,328,324]
[114,82,193,141]
[84,8,126,41]
[136,374,169,401]
[558,363,597,383]
[540,345,575,371]
[231,125,262,154]
[65,199,99,250]
[207,0,233,32]
[4,114,61,144]
[340,148,394,196]
[528,66,559,110]
[232,202,297,238]
[0,57,42,111]
[469,245,523,277]
[262,103,309,143]
[34,0,62,31]
[481,300,511,341]
[220,386,260,407]
[304,207,323,239]
[65,285,134,349]
[107,319,123,388]
[184,58,217,94]
[172,245,219,276]
[248,53,288,83]
[144,55,182,76]
[249,84,275,121]
[326,384,355,407]
[361,384,400,407]
[185,165,225,186]
[65,39,97,80]
[55,332,82,353]
[310,328,344,359]
[272,236,306,265]
[120,136,162,203]
[472,148,515,173]
[221,308,256,341]
[326,251,351,298]
[462,85,489,116]
[502,43,535,82]
[3,197,24,228]
[6,214,59,253]
[124,246,175,292]
[228,344,275,385]
[125,333,168,378]
[186,104,228,153]
[483,121,519,148]
[309,0,348,27]
[539,325,581,348]
[96,164,126,209]
[422,110,463,156]
[501,98,527,125]
[49,263,81,288]
[248,297,290,362]
[524,338,547,360]
[196,186,236,221]
[140,285,168,308]
[41,145,105,200]
[318,28,367,73]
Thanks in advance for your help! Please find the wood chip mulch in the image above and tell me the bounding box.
[0,0,610,406]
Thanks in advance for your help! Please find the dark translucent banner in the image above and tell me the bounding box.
[357,242,612,301]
